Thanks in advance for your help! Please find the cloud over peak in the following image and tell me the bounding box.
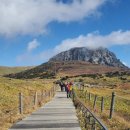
[54,30,130,53]
[0,0,108,36]
[17,29,130,66]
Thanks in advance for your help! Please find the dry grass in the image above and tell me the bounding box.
[0,77,55,130]
[58,61,122,76]
[71,74,130,130]
[75,90,130,129]
[0,66,34,75]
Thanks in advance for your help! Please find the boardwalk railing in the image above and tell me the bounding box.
[72,89,108,130]
[76,87,130,121]
[0,86,56,128]
[19,86,56,114]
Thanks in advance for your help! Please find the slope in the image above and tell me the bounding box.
[5,61,126,79]
[0,66,34,75]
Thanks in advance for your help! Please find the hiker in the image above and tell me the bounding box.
[62,82,66,91]
[69,82,73,97]
[66,82,69,98]
[66,82,73,98]
[65,82,68,92]
[59,81,64,91]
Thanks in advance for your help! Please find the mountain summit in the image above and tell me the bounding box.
[5,47,128,79]
[50,47,126,68]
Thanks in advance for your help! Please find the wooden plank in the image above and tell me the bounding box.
[9,92,81,130]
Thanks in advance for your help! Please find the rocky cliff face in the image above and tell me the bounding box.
[50,47,127,68]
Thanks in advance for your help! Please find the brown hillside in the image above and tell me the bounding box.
[5,61,126,79]
[55,61,125,76]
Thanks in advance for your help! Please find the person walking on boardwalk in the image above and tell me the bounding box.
[69,82,73,97]
[59,81,64,91]
[66,82,73,98]
[66,82,69,98]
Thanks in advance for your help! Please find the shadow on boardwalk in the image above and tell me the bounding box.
[9,92,81,130]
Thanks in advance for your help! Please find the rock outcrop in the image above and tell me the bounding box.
[50,47,127,68]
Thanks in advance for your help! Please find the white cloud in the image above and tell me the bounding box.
[17,39,40,65]
[17,49,55,65]
[27,39,40,52]
[17,30,130,65]
[0,0,108,36]
[54,30,130,53]
[39,30,130,62]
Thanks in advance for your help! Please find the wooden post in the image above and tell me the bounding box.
[45,90,47,98]
[19,93,23,114]
[80,84,82,90]
[48,91,49,97]
[42,90,44,100]
[89,92,91,101]
[49,90,51,98]
[85,90,87,97]
[92,119,96,130]
[72,89,75,102]
[51,88,52,97]
[110,92,116,119]
[78,84,80,90]
[41,90,44,103]
[83,85,84,91]
[47,91,48,98]
[51,87,53,97]
[34,92,37,107]
[53,86,55,96]
[93,95,97,110]
[85,91,87,102]
[101,96,104,112]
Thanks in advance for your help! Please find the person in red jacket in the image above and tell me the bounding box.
[66,82,73,98]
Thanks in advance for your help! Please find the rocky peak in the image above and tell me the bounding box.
[49,47,127,68]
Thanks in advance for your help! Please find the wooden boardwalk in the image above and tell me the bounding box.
[9,91,81,130]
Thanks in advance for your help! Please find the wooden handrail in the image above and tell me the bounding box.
[72,89,108,130]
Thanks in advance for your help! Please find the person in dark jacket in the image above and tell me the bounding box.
[66,82,69,98]
[59,81,64,91]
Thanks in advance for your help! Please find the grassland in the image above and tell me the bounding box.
[0,66,34,75]
[70,73,130,130]
[0,62,129,130]
[0,76,55,130]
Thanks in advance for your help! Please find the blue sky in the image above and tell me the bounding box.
[0,0,130,67]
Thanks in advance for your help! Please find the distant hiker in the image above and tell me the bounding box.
[66,82,73,98]
[69,82,73,97]
[65,82,68,92]
[59,81,64,91]
[66,83,69,98]
[62,82,66,91]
